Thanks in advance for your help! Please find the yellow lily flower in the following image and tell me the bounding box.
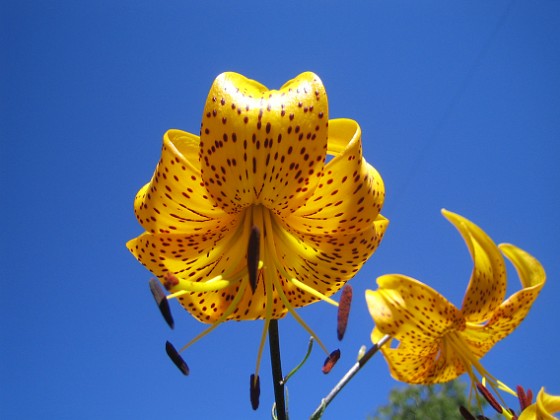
[519,388,560,420]
[128,72,387,374]
[365,210,545,392]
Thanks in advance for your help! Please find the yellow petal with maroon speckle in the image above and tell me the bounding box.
[199,72,329,216]
[286,119,385,236]
[273,214,388,307]
[371,328,471,384]
[126,217,249,323]
[475,243,545,347]
[442,209,507,323]
[132,130,236,235]
[366,275,464,343]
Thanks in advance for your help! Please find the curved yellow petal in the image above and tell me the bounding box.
[372,333,470,384]
[127,219,240,279]
[366,275,464,346]
[199,72,329,216]
[270,215,387,307]
[442,209,507,323]
[478,243,546,344]
[286,119,386,236]
[133,130,235,235]
[519,387,560,420]
[127,211,288,323]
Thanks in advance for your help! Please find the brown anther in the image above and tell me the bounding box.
[165,341,189,375]
[476,382,503,414]
[459,406,476,420]
[526,389,533,406]
[517,385,533,411]
[149,278,174,328]
[250,374,260,410]
[321,349,341,374]
[247,226,261,294]
[337,285,353,340]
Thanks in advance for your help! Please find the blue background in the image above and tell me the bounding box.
[2,1,559,418]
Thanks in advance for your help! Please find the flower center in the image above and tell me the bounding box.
[444,331,516,415]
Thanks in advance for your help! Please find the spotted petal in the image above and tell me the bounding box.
[132,130,236,235]
[366,275,464,340]
[442,209,507,323]
[286,119,385,236]
[371,327,471,384]
[199,72,329,216]
[366,275,466,383]
[272,214,388,307]
[478,243,546,345]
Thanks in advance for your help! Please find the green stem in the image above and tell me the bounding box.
[309,334,391,420]
[269,319,287,420]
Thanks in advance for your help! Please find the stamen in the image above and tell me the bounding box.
[337,285,352,340]
[148,278,174,328]
[517,385,533,411]
[250,374,260,410]
[497,380,518,397]
[253,256,276,377]
[179,280,248,352]
[476,382,503,414]
[459,406,476,420]
[264,210,339,307]
[273,277,329,354]
[322,349,341,374]
[248,226,261,294]
[254,318,271,378]
[262,210,330,354]
[165,341,189,375]
[288,277,339,307]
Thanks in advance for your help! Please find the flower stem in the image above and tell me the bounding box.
[269,319,287,420]
[309,334,391,420]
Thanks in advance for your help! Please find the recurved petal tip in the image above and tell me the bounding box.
[149,278,174,328]
[165,341,189,375]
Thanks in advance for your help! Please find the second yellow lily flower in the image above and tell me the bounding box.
[366,210,545,390]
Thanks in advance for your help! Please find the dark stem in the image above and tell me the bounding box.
[309,334,391,420]
[269,319,287,420]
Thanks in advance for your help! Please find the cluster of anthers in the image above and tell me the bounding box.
[460,383,560,419]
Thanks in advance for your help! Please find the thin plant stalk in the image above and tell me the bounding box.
[269,319,287,420]
[309,334,391,419]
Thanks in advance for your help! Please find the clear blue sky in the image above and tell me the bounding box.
[2,1,559,419]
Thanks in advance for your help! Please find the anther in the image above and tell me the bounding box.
[337,285,352,340]
[517,385,533,411]
[321,349,341,374]
[149,278,174,328]
[459,406,476,420]
[165,341,189,375]
[248,226,261,294]
[476,382,503,414]
[250,374,260,410]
